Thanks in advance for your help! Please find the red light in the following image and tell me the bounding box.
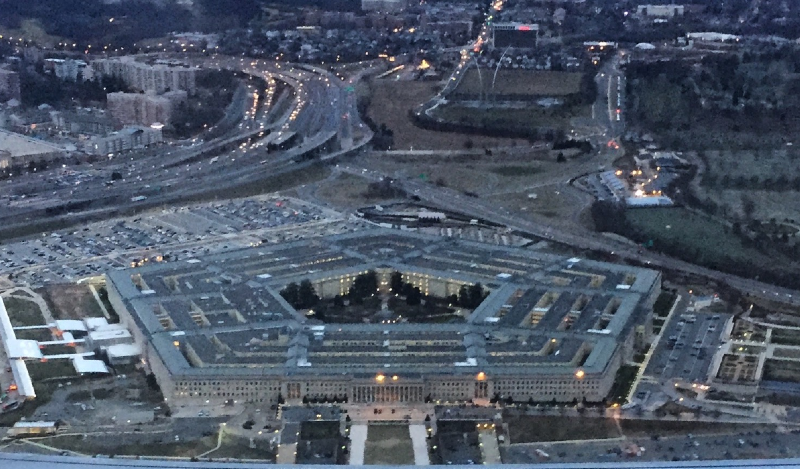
[518,26,532,31]
[616,108,621,114]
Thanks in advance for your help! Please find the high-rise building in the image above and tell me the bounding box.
[93,57,197,95]
[107,91,187,127]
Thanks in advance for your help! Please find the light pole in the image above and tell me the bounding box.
[491,46,512,102]
[470,57,484,103]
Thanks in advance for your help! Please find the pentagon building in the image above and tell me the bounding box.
[105,230,660,405]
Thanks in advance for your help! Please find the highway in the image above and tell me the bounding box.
[0,55,372,237]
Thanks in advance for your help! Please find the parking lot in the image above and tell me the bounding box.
[646,311,732,383]
[502,427,800,464]
[0,196,357,287]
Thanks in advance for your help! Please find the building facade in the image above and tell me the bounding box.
[107,91,186,127]
[93,58,197,95]
[84,126,163,155]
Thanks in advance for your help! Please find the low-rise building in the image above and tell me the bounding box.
[83,126,163,155]
[636,4,685,18]
[107,91,186,127]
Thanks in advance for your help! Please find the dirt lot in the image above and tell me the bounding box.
[37,284,105,320]
[456,70,583,97]
[366,80,526,150]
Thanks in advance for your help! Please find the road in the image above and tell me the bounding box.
[340,164,800,306]
[0,55,373,238]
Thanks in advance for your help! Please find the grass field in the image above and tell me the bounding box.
[488,165,543,176]
[315,173,383,209]
[38,434,219,458]
[37,284,104,320]
[620,419,778,437]
[27,360,78,380]
[456,70,583,97]
[431,103,589,135]
[769,329,800,346]
[3,296,46,327]
[505,416,621,443]
[625,207,766,266]
[763,359,800,383]
[364,424,414,465]
[367,80,526,150]
[653,292,677,317]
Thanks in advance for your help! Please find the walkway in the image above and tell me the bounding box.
[408,424,430,465]
[349,424,368,465]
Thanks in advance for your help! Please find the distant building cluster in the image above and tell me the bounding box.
[361,0,410,13]
[636,4,685,18]
[84,126,163,156]
[0,69,21,102]
[107,90,187,127]
[92,57,198,95]
[44,58,92,82]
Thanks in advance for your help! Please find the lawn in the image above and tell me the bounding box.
[488,165,543,177]
[27,360,78,381]
[653,292,677,317]
[769,329,800,346]
[505,415,621,443]
[315,173,378,209]
[431,103,588,135]
[206,433,275,461]
[624,207,767,267]
[366,80,525,150]
[762,359,800,383]
[3,296,47,327]
[37,434,219,458]
[364,424,414,465]
[456,70,583,97]
[300,421,340,440]
[37,284,104,320]
[606,365,639,405]
[620,419,778,437]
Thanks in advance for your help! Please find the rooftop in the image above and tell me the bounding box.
[108,229,660,380]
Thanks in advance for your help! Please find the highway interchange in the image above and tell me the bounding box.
[0,56,369,238]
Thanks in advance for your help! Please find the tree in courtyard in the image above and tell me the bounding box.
[458,285,470,308]
[390,271,404,294]
[297,279,319,309]
[348,270,379,302]
[406,286,422,306]
[280,282,300,306]
[333,295,345,308]
[468,283,485,308]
